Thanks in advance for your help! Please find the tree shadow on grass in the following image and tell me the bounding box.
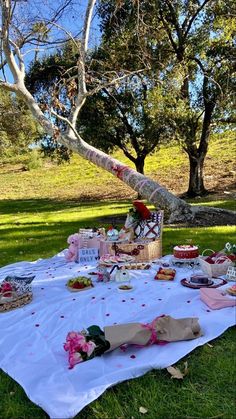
[0,198,131,215]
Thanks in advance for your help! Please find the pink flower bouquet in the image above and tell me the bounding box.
[64,315,202,369]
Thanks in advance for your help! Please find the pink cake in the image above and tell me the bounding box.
[173,245,199,259]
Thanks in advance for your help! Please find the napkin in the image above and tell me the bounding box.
[200,288,236,310]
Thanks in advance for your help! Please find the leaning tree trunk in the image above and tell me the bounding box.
[187,153,207,197]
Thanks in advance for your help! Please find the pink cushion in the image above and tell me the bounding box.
[200,288,236,310]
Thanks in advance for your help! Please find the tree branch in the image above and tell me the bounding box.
[0,1,22,82]
[69,0,96,130]
[184,0,213,38]
[159,7,178,53]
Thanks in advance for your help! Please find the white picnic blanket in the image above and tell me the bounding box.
[0,252,235,418]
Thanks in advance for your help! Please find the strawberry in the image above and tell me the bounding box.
[72,283,84,289]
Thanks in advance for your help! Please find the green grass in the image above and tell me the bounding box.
[1,132,235,202]
[0,136,235,419]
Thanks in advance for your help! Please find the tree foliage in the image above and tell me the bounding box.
[0,90,42,158]
[26,43,170,173]
[97,0,236,196]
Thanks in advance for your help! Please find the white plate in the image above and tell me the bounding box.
[117,285,134,292]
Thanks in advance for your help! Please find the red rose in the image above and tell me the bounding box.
[132,201,151,220]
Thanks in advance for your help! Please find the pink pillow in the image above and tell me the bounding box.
[200,288,236,310]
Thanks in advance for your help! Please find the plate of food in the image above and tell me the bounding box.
[181,276,227,289]
[226,284,236,296]
[154,268,176,281]
[100,254,134,265]
[117,284,134,292]
[66,276,94,292]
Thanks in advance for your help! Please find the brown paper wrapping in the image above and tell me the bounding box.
[104,316,202,351]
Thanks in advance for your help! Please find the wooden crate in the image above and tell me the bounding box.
[101,239,162,262]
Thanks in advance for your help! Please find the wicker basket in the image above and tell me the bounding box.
[199,249,233,278]
[0,292,33,313]
[104,239,162,262]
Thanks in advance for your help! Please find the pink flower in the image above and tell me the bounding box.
[81,340,96,357]
[64,332,86,353]
[68,351,83,369]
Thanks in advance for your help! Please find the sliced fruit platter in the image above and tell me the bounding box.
[66,276,94,292]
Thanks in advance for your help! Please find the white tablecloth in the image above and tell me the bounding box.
[0,252,235,418]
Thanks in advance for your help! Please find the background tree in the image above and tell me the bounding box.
[27,44,169,174]
[98,0,236,196]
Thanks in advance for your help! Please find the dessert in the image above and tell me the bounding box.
[190,275,211,285]
[66,277,93,291]
[227,284,236,296]
[173,245,199,259]
[123,263,151,270]
[155,268,176,281]
[100,254,134,264]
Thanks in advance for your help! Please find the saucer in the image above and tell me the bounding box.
[181,277,227,289]
[117,285,134,292]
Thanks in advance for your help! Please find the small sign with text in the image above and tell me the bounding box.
[78,248,99,264]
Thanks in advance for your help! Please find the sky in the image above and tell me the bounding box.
[0,0,101,83]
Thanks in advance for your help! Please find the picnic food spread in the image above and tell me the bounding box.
[173,245,199,259]
[1,201,235,419]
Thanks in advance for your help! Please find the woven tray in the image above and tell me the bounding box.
[0,292,33,313]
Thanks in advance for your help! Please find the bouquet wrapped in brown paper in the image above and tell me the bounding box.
[64,315,202,369]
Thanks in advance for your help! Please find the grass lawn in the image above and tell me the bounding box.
[0,138,235,419]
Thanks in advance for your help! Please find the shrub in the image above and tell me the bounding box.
[26,149,43,170]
